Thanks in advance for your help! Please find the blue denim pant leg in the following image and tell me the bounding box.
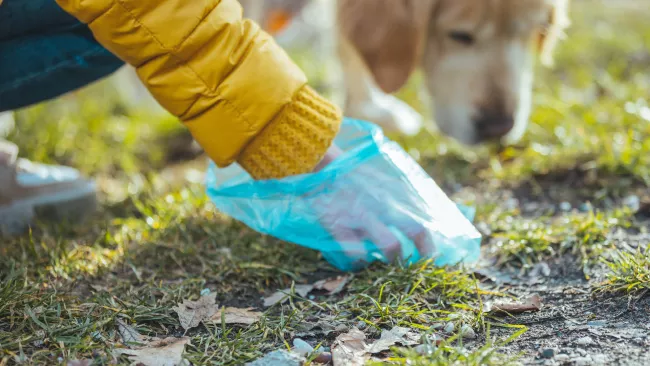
[0,0,125,112]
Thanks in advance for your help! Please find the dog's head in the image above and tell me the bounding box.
[339,0,570,144]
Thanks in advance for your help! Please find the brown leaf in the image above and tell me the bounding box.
[116,319,143,344]
[313,276,350,295]
[263,284,314,307]
[115,337,191,366]
[490,294,542,315]
[210,307,263,325]
[367,327,420,353]
[332,328,370,366]
[172,294,218,330]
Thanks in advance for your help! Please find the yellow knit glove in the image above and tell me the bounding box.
[238,86,342,180]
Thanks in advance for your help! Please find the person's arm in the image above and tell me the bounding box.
[55,0,342,180]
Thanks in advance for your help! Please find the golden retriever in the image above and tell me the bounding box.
[337,0,571,144]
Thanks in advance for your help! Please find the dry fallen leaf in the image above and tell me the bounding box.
[367,327,420,353]
[263,277,351,308]
[116,318,143,344]
[332,328,370,366]
[115,337,190,366]
[211,307,262,325]
[173,294,218,330]
[313,276,350,295]
[490,294,542,315]
[263,284,314,307]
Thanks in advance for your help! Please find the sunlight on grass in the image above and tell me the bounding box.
[596,250,650,294]
[486,209,633,267]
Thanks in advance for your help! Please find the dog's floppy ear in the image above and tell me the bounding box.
[338,0,437,94]
[538,0,571,66]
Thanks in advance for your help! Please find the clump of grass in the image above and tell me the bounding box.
[375,344,519,366]
[597,250,650,295]
[348,261,480,327]
[488,209,633,267]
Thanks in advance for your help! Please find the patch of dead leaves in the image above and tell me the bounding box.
[313,276,350,295]
[211,307,263,325]
[331,326,421,365]
[114,319,191,366]
[263,284,314,307]
[263,276,351,307]
[367,327,421,353]
[115,337,191,366]
[173,294,263,330]
[116,319,143,344]
[332,328,370,366]
[172,294,219,331]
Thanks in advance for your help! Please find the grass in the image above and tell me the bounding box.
[485,208,634,267]
[2,0,650,364]
[597,249,650,295]
[374,342,521,366]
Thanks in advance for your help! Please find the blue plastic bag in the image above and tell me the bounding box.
[206,119,481,272]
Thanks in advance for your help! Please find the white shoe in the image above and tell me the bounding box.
[0,140,97,235]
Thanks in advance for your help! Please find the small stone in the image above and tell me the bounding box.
[476,222,492,236]
[592,354,608,365]
[524,202,541,213]
[559,201,572,212]
[555,354,571,362]
[460,325,476,339]
[356,321,367,330]
[587,320,607,327]
[505,198,519,210]
[624,195,641,211]
[246,350,305,366]
[541,348,558,359]
[575,336,594,346]
[444,322,455,333]
[292,338,314,356]
[313,352,332,364]
[415,344,435,356]
[575,348,588,356]
[579,202,593,212]
[573,356,593,366]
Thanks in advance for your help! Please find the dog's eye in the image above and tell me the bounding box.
[448,31,475,45]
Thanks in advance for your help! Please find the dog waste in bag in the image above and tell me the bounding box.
[206,119,481,272]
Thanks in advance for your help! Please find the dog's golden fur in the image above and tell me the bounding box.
[338,0,570,144]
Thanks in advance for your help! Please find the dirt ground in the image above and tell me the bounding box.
[458,177,650,366]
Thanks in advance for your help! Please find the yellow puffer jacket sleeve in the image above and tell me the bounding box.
[55,0,341,179]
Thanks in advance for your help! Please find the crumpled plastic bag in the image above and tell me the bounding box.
[206,119,481,272]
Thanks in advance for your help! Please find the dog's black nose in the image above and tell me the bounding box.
[474,114,515,141]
